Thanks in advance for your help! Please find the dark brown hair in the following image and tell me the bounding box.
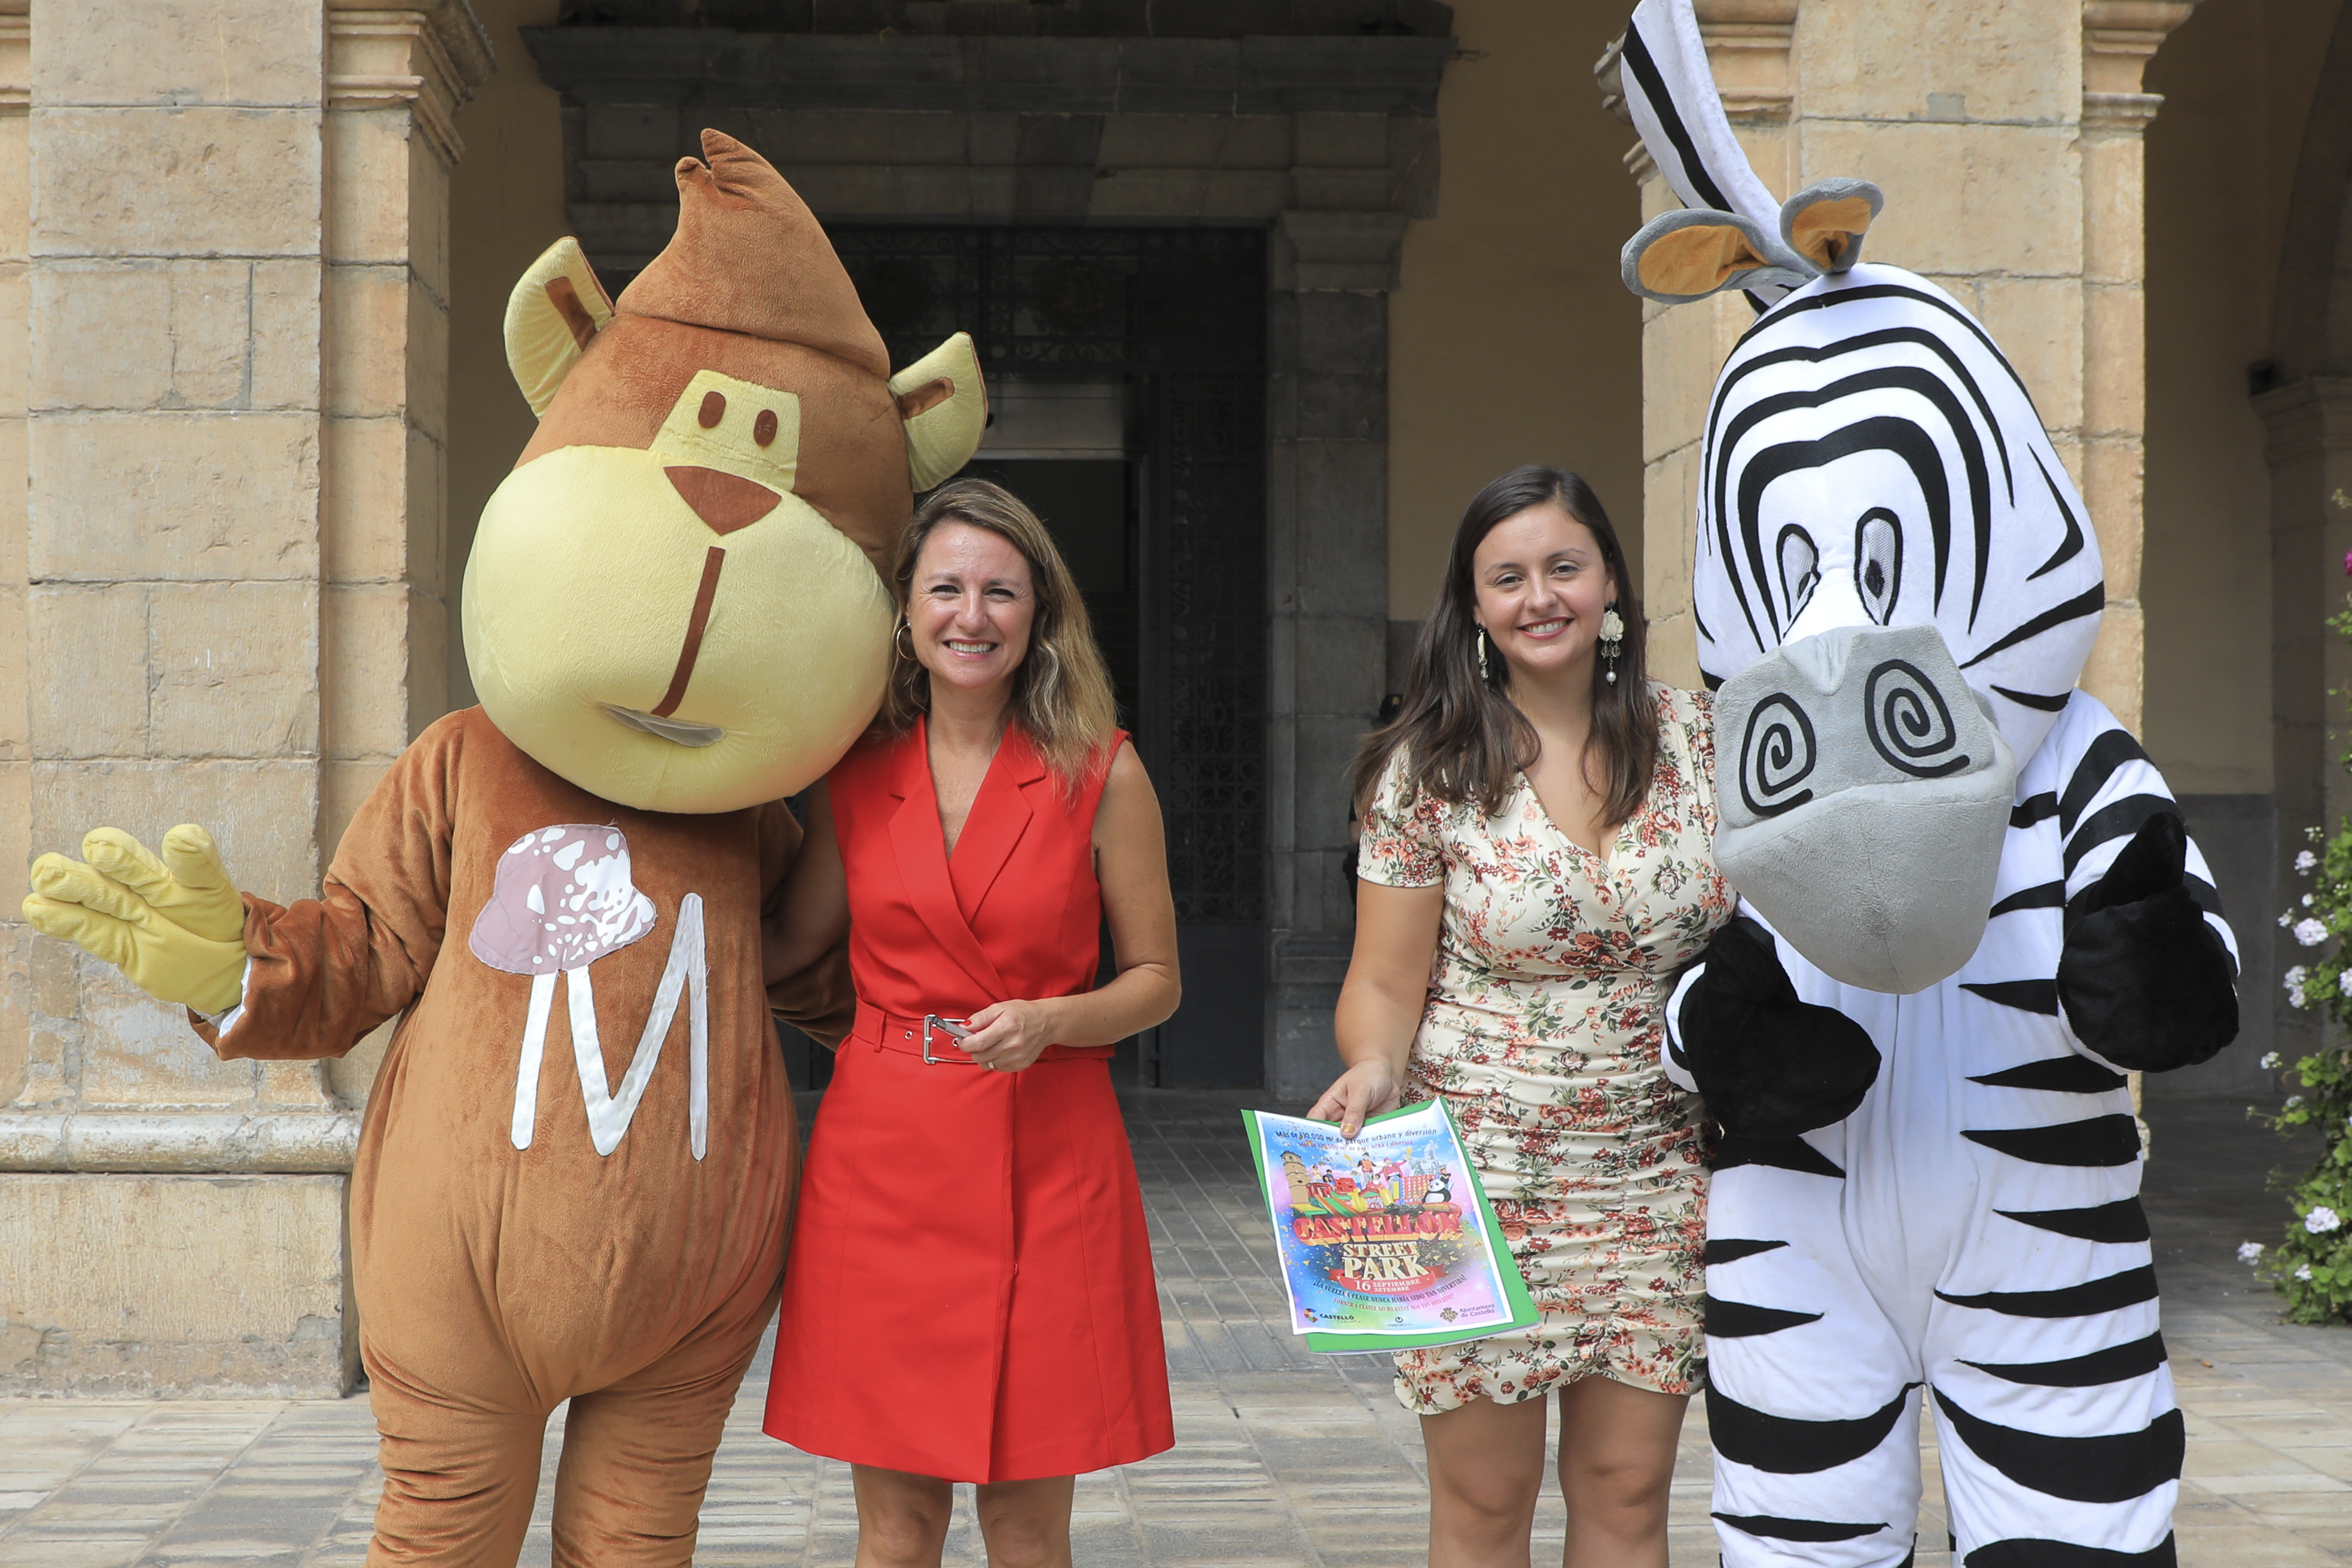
[1355,465,1658,825]
[878,478,1119,788]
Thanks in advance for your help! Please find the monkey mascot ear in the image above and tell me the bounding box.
[889,332,988,493]
[505,237,615,416]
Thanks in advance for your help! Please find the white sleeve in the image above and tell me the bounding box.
[2054,701,2239,977]
[196,957,255,1039]
[1662,962,1704,1093]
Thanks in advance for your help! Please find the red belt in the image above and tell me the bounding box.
[850,1002,1114,1065]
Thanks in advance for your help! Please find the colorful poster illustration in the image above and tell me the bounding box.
[1242,1100,1540,1353]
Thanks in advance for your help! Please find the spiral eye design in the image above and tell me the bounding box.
[1863,658,1970,778]
[1738,693,1818,818]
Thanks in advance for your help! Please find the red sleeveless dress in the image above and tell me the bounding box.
[763,719,1173,1482]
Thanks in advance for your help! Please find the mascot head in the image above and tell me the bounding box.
[1612,0,2103,992]
[468,130,987,814]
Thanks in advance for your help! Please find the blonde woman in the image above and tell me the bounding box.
[761,480,1181,1568]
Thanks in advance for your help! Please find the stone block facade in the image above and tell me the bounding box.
[0,1172,348,1396]
[0,0,489,1396]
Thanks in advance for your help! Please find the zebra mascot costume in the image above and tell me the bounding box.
[1614,3,2241,1563]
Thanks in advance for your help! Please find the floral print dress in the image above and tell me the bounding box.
[1357,683,1733,1411]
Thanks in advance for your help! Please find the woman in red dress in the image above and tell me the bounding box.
[763,479,1180,1567]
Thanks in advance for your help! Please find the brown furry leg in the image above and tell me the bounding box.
[547,1294,774,1567]
[364,1335,549,1566]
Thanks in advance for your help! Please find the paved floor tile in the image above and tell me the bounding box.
[1,1091,2347,1564]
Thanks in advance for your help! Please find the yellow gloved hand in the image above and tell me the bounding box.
[22,825,249,1015]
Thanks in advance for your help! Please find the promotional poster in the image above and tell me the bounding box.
[1243,1101,1539,1354]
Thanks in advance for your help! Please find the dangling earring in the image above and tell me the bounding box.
[1476,627,1493,684]
[1599,603,1626,686]
[894,618,917,661]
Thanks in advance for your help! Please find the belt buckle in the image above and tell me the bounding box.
[921,1015,975,1066]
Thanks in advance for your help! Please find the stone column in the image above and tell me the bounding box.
[2076,4,2193,1137]
[319,1,492,1103]
[2077,1,2197,733]
[2252,377,2352,1067]
[1267,208,1406,1100]
[0,1,26,1120]
[0,0,486,1398]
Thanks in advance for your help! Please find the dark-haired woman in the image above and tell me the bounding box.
[762,480,1179,1568]
[1310,466,1732,1568]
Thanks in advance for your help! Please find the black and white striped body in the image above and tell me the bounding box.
[1671,694,2235,1566]
[1613,4,2239,1555]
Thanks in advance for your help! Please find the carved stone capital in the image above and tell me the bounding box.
[2253,375,2352,464]
[1699,0,1797,127]
[327,2,496,167]
[1274,210,1411,293]
[2083,0,2197,131]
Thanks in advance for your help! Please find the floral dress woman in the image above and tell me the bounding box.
[1355,681,1734,1411]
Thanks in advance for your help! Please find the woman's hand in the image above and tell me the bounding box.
[1307,1058,1403,1139]
[959,998,1064,1073]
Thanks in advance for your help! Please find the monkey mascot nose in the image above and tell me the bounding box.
[664,465,780,533]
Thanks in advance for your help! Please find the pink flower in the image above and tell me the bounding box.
[2344,547,2351,575]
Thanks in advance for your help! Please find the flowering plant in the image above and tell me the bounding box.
[2252,600,2352,1323]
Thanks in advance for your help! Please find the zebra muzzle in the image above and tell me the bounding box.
[1713,623,2017,995]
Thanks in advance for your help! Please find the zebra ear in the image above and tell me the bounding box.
[1621,206,1816,305]
[1780,178,1884,274]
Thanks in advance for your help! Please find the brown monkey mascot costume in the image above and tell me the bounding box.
[20,132,987,1564]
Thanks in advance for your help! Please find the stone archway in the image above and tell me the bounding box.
[2254,0,2352,1066]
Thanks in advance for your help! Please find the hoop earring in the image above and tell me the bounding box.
[1599,603,1626,687]
[1476,627,1493,685]
[894,618,917,661]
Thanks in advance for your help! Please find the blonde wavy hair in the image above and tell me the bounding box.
[879,478,1120,787]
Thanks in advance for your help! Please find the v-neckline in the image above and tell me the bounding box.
[1517,770,1628,876]
[925,716,1007,864]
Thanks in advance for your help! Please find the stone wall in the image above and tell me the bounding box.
[0,0,489,1397]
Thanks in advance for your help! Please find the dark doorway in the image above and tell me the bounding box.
[837,227,1269,1087]
[975,454,1138,709]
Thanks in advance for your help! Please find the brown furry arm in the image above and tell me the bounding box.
[768,938,855,1051]
[756,794,856,1049]
[191,718,462,1061]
